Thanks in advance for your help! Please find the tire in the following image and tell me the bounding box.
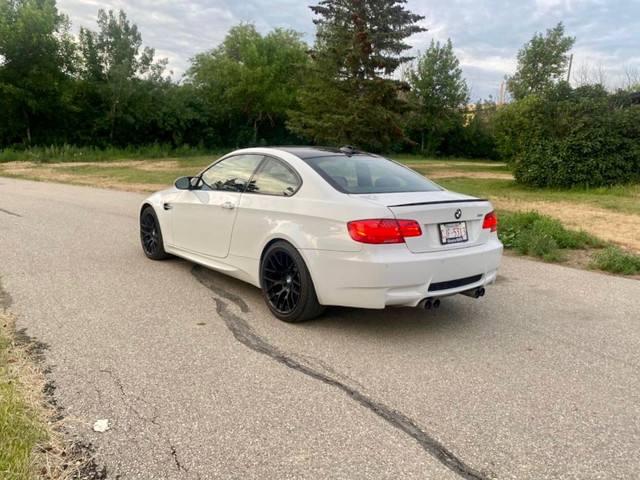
[260,241,325,322]
[140,206,169,260]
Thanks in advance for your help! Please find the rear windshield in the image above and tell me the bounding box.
[304,155,441,194]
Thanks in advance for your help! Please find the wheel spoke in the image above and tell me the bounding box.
[141,212,159,255]
[262,248,302,315]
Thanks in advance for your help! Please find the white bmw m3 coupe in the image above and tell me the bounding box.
[140,146,503,322]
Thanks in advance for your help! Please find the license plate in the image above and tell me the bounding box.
[439,222,468,244]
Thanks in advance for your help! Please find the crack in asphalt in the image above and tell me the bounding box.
[98,368,196,478]
[99,369,160,426]
[170,444,187,473]
[0,207,22,217]
[191,265,491,480]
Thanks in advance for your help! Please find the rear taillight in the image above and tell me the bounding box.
[483,211,498,232]
[347,219,422,244]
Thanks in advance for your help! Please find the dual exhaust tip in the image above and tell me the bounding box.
[419,287,485,310]
[461,287,486,298]
[420,298,441,310]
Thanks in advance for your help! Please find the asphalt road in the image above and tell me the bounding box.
[1,177,639,480]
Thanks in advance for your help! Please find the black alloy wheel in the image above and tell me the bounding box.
[261,241,324,322]
[140,207,169,260]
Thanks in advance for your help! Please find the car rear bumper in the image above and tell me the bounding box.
[300,237,503,309]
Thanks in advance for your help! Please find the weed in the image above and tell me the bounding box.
[498,210,602,260]
[589,246,640,275]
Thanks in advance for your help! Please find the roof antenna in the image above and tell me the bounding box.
[340,146,356,156]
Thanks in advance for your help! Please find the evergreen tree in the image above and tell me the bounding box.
[288,0,425,151]
[506,22,575,101]
[406,39,468,154]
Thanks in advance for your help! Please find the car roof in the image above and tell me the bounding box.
[274,146,383,160]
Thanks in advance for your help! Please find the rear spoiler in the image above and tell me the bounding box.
[389,199,489,208]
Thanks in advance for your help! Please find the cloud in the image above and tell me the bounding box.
[56,0,640,98]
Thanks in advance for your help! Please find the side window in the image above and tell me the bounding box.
[247,157,301,196]
[200,155,263,192]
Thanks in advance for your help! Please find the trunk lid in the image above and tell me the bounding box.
[352,191,494,253]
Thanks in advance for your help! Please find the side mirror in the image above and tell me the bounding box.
[174,176,193,190]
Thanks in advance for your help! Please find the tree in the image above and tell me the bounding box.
[287,0,425,151]
[444,100,499,159]
[405,39,468,154]
[188,24,309,147]
[0,0,76,146]
[506,22,575,101]
[78,9,167,143]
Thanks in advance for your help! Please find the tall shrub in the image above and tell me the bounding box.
[493,83,640,188]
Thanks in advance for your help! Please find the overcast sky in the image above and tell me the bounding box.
[56,0,640,100]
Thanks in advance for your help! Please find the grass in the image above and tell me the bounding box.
[589,246,640,275]
[497,210,639,276]
[0,144,222,164]
[55,164,202,186]
[394,158,640,216]
[434,177,640,216]
[0,156,221,190]
[0,313,47,479]
[497,210,603,262]
[0,305,87,479]
[392,154,500,164]
[1,149,639,275]
[2,149,638,217]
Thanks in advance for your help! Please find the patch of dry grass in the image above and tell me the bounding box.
[493,198,640,253]
[0,307,89,479]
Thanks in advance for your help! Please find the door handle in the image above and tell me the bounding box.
[163,203,173,210]
[222,202,235,210]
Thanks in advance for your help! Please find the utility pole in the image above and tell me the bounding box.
[566,53,574,83]
[499,82,505,105]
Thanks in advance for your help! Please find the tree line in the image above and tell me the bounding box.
[1,0,639,188]
[0,0,490,156]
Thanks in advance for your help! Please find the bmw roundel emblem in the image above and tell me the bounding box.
[455,209,462,219]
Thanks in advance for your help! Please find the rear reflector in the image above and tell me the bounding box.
[348,219,422,244]
[483,211,498,232]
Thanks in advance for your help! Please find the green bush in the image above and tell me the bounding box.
[493,83,640,188]
[589,246,640,275]
[442,103,499,160]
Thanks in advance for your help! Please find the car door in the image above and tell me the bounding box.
[169,154,264,258]
[230,156,303,258]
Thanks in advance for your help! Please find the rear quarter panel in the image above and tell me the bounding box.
[231,193,379,257]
